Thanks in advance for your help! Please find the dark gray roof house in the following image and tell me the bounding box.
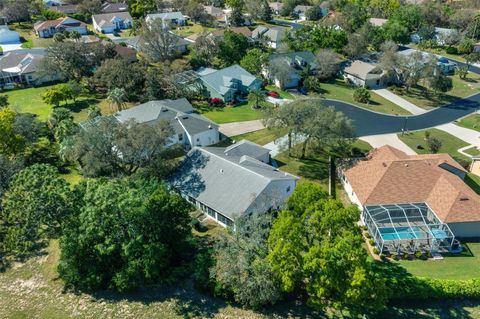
[252,26,286,49]
[170,141,298,226]
[265,51,318,89]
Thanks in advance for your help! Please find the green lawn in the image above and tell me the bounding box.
[396,242,480,280]
[4,85,115,122]
[173,23,216,37]
[321,79,412,115]
[464,146,480,157]
[390,73,480,110]
[231,127,287,145]
[457,113,480,132]
[398,128,471,163]
[196,100,267,124]
[466,173,480,194]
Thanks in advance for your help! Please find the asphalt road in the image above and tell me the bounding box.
[322,94,480,136]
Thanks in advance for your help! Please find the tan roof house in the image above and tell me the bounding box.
[343,60,387,89]
[340,145,480,244]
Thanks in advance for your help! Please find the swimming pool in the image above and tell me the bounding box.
[379,227,448,241]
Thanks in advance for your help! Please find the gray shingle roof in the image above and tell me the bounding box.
[225,139,270,160]
[146,12,185,21]
[0,49,45,75]
[170,146,298,219]
[252,26,286,43]
[268,51,318,69]
[113,99,216,136]
[199,64,259,95]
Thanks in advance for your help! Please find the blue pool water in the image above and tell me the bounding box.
[380,226,424,240]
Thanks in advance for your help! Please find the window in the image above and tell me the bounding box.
[217,213,233,227]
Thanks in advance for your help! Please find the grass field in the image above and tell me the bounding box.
[321,79,412,115]
[398,128,471,163]
[457,113,480,132]
[395,242,480,280]
[174,23,216,37]
[3,85,118,122]
[196,101,268,124]
[391,74,480,110]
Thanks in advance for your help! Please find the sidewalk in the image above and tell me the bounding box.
[219,120,265,137]
[360,134,417,155]
[436,123,480,146]
[373,89,427,115]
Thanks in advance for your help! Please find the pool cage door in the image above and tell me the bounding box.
[362,203,455,255]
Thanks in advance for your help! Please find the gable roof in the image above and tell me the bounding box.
[101,2,128,13]
[113,98,216,136]
[34,17,85,31]
[92,12,132,28]
[170,145,298,220]
[252,26,286,43]
[204,5,224,16]
[268,51,317,69]
[199,64,259,95]
[50,4,78,14]
[344,145,480,224]
[343,60,383,80]
[0,49,45,75]
[225,139,271,160]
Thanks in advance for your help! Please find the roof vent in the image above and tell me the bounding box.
[220,169,224,173]
[161,108,168,112]
[382,162,387,167]
[182,115,188,120]
[405,163,409,167]
[208,125,212,129]
[460,196,470,201]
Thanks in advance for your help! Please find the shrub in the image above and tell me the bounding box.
[353,87,370,103]
[392,255,399,261]
[372,247,380,255]
[369,239,375,246]
[210,97,224,107]
[445,46,458,55]
[364,232,372,239]
[380,253,386,260]
[415,251,423,259]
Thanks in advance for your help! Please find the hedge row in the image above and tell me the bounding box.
[392,277,480,300]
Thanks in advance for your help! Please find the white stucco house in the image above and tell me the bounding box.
[92,12,133,34]
[343,60,387,89]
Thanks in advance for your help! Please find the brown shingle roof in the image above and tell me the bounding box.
[344,146,480,223]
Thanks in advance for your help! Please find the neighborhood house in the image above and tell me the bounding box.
[196,65,262,103]
[92,12,133,33]
[340,146,480,255]
[343,60,387,89]
[111,98,220,148]
[398,48,457,74]
[264,51,317,89]
[170,141,298,227]
[0,49,59,88]
[252,26,286,49]
[34,17,88,38]
[146,12,187,28]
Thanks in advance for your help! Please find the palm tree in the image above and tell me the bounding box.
[107,88,127,112]
[248,90,266,109]
[87,105,102,120]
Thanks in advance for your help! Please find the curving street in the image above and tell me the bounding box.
[323,93,480,136]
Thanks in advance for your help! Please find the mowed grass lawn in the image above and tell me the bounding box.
[174,23,216,37]
[231,127,287,145]
[457,113,480,132]
[391,73,480,110]
[9,22,54,48]
[396,242,480,280]
[4,85,116,122]
[321,79,411,115]
[398,128,472,163]
[196,101,268,124]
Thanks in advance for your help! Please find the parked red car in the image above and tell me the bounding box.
[266,91,280,98]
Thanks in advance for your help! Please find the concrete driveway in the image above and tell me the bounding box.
[219,120,265,137]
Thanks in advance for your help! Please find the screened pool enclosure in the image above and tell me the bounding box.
[362,203,455,254]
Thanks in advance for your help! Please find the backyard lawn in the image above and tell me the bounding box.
[4,85,117,122]
[398,128,472,163]
[390,73,480,110]
[457,113,480,132]
[321,79,411,115]
[174,23,216,37]
[196,100,268,124]
[396,242,480,280]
